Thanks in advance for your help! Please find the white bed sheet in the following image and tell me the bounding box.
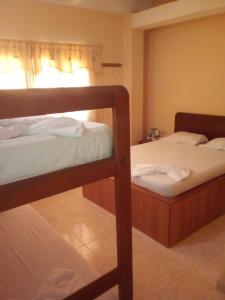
[0,121,112,185]
[131,140,225,197]
[0,205,116,300]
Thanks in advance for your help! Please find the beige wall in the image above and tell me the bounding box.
[144,14,225,137]
[0,0,125,88]
[123,16,144,144]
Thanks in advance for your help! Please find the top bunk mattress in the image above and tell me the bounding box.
[131,140,225,197]
[0,120,112,185]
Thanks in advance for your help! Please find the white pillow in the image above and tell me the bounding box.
[200,138,225,150]
[162,131,208,146]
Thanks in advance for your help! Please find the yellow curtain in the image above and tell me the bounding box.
[0,39,112,125]
[0,39,102,79]
[31,42,102,75]
[0,40,32,74]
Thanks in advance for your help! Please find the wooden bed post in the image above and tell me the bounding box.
[113,87,133,299]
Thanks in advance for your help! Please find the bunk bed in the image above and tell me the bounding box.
[0,86,133,299]
[83,112,225,247]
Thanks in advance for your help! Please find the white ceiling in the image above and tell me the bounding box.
[41,0,152,13]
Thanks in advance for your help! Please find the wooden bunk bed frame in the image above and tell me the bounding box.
[0,86,133,300]
[83,112,225,248]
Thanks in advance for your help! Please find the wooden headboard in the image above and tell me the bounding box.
[175,112,225,140]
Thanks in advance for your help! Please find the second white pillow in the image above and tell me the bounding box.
[162,131,208,146]
[200,138,225,150]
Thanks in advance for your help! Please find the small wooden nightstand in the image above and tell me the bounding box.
[138,137,159,144]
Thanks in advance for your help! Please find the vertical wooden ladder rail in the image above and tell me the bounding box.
[113,87,133,299]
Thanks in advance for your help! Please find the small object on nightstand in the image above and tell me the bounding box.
[138,136,160,144]
[149,128,160,140]
[138,138,149,144]
[138,128,160,144]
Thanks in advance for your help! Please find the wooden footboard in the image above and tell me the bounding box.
[83,174,225,247]
[169,175,225,245]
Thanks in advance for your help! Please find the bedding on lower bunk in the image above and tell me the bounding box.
[0,205,116,300]
[0,118,112,185]
[131,140,225,197]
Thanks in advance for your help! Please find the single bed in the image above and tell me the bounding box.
[0,86,133,299]
[131,139,225,197]
[83,112,225,247]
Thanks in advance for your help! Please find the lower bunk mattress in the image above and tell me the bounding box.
[0,205,116,300]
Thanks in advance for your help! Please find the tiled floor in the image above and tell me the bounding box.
[32,188,225,300]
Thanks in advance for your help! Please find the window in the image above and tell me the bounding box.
[35,66,90,121]
[0,40,102,121]
[0,62,90,120]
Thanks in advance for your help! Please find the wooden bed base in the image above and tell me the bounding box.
[0,86,133,299]
[83,112,225,248]
[83,174,225,247]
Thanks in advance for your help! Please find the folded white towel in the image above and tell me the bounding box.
[28,117,77,133]
[132,164,191,181]
[0,124,26,141]
[48,123,84,138]
[0,117,85,140]
[0,117,108,141]
[27,117,84,138]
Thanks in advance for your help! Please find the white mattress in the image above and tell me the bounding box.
[131,140,225,197]
[0,122,112,185]
[0,205,116,300]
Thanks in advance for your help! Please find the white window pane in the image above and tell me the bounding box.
[35,66,61,88]
[35,67,90,120]
[63,110,89,121]
[0,56,26,89]
[0,69,26,89]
